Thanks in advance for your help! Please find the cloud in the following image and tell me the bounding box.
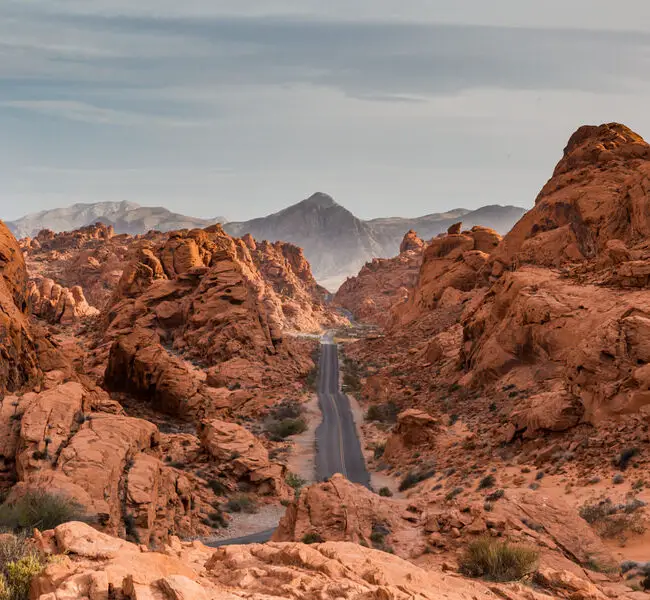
[2,0,650,223]
[0,100,213,127]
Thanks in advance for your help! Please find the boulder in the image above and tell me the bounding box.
[199,419,290,497]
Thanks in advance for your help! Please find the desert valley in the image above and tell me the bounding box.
[0,122,649,599]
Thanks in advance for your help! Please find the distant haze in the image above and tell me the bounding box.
[6,194,526,290]
[3,1,650,220]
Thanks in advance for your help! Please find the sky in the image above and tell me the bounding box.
[2,1,650,222]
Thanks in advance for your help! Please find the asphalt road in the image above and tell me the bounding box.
[315,337,371,487]
[207,334,369,547]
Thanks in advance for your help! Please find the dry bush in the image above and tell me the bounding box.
[460,536,539,582]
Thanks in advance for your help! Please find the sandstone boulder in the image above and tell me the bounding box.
[199,419,290,497]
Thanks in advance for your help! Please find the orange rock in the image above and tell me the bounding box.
[199,419,290,498]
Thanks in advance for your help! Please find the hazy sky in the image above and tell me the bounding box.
[2,1,650,221]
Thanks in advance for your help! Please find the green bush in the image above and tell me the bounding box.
[478,475,496,490]
[460,537,538,582]
[613,447,639,471]
[208,479,228,496]
[365,402,399,424]
[225,494,258,514]
[302,532,324,544]
[286,472,307,491]
[270,400,303,421]
[399,468,436,492]
[0,492,85,534]
[378,487,393,497]
[0,534,48,600]
[373,443,386,460]
[266,418,308,441]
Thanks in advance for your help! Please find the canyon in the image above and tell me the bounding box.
[2,123,650,598]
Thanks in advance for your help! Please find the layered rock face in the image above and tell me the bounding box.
[103,226,335,417]
[334,230,426,326]
[0,221,41,393]
[345,123,650,488]
[392,224,501,326]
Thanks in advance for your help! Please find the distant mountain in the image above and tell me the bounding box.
[6,201,222,239]
[224,193,527,290]
[5,195,526,290]
[225,193,386,290]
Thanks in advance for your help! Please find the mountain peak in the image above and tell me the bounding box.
[300,193,338,209]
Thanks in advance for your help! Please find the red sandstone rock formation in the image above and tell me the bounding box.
[0,221,41,393]
[334,230,425,325]
[344,124,650,499]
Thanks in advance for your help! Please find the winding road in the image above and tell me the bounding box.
[207,333,369,547]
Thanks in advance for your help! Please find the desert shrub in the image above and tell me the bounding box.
[0,492,85,534]
[613,474,625,485]
[208,479,228,496]
[399,467,436,492]
[486,489,505,502]
[207,511,227,528]
[286,472,307,491]
[225,495,258,514]
[370,531,385,545]
[266,417,308,441]
[302,532,324,544]
[535,471,545,480]
[124,513,140,543]
[365,402,399,424]
[0,534,49,599]
[614,447,639,471]
[270,400,303,421]
[305,368,318,391]
[478,475,496,490]
[378,487,393,497]
[2,553,48,600]
[579,497,647,539]
[445,487,464,501]
[460,536,539,582]
[373,443,386,460]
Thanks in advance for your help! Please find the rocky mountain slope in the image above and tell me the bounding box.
[225,193,525,290]
[6,195,526,290]
[334,229,427,326]
[0,217,344,547]
[339,123,650,585]
[6,200,219,239]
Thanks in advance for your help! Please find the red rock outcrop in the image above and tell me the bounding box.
[0,220,41,393]
[334,230,426,325]
[21,223,127,309]
[34,519,642,599]
[492,123,650,272]
[199,418,291,498]
[1,382,205,545]
[27,277,99,324]
[345,124,650,493]
[391,226,501,326]
[26,521,562,600]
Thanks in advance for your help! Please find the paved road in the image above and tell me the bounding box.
[315,336,370,487]
[207,527,275,546]
[207,334,369,547]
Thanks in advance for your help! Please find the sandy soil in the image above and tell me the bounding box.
[286,393,320,484]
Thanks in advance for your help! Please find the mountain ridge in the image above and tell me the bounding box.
[5,194,526,290]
